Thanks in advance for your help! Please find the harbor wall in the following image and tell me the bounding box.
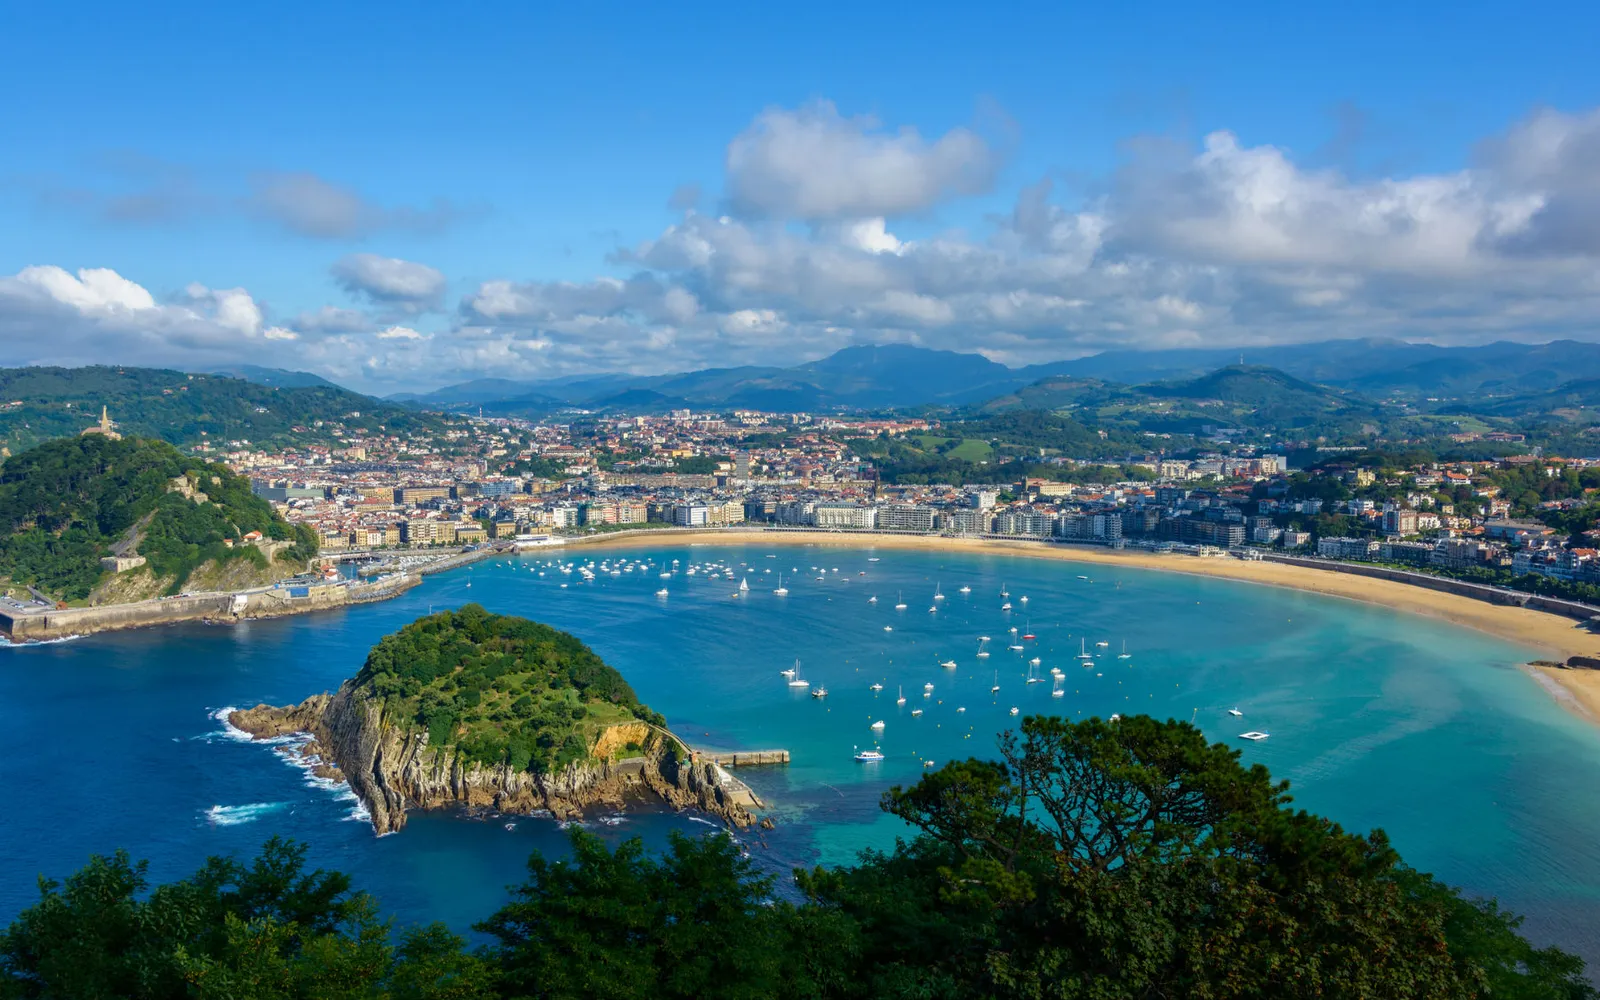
[0,574,420,642]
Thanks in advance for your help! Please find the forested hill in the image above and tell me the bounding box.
[0,434,316,602]
[0,365,451,453]
[358,604,664,773]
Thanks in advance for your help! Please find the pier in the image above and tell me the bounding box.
[692,748,790,767]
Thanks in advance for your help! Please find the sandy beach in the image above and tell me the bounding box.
[564,529,1600,724]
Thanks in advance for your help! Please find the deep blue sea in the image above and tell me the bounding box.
[4,541,1600,965]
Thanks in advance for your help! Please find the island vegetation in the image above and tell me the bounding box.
[3,714,1591,999]
[356,604,667,773]
[0,435,316,602]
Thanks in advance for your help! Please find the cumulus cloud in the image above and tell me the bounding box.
[725,101,1000,220]
[331,253,447,310]
[12,101,1600,391]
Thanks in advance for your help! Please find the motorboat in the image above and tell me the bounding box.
[1009,707,1020,716]
[1227,707,1244,717]
[958,585,971,594]
[911,708,923,717]
[811,685,829,699]
[1239,731,1269,741]
[940,658,957,669]
[854,749,885,762]
[870,720,886,730]
[655,588,669,598]
[869,682,884,691]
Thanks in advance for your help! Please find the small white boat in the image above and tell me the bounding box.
[787,661,810,688]
[1000,584,1009,597]
[1227,707,1244,717]
[780,666,796,678]
[940,658,957,669]
[869,682,884,691]
[869,595,878,603]
[868,557,880,562]
[933,583,945,601]
[911,708,923,717]
[924,682,935,691]
[1239,731,1269,741]
[1020,595,1028,604]
[812,685,829,698]
[928,606,938,613]
[1000,601,1012,611]
[894,591,907,610]
[883,625,894,632]
[1009,707,1020,716]
[1029,656,1041,667]
[1077,575,1089,581]
[660,572,672,579]
[855,749,885,761]
[957,706,966,713]
[896,686,907,705]
[870,720,886,730]
[1078,639,1093,660]
[1096,640,1109,648]
[1110,713,1122,722]
[924,759,936,767]
[1117,641,1132,660]
[1051,688,1065,698]
[773,574,787,596]
[958,585,971,594]
[655,588,669,598]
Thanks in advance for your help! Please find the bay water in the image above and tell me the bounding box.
[3,541,1599,965]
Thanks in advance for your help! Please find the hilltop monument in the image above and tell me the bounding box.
[80,405,121,440]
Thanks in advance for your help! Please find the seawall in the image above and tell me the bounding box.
[0,574,421,642]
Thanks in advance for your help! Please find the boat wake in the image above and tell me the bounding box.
[203,802,289,826]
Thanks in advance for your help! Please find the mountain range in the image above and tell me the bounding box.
[387,338,1600,417]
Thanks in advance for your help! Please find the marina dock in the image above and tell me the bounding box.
[692,748,790,767]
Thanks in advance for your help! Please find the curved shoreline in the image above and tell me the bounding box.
[555,529,1600,724]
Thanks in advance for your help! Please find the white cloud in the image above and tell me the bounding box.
[247,172,465,239]
[16,266,156,312]
[331,253,447,308]
[725,101,999,220]
[376,325,426,340]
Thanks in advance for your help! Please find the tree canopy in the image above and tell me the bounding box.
[0,434,315,600]
[357,605,665,773]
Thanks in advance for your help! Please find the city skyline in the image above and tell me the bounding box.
[3,2,1600,393]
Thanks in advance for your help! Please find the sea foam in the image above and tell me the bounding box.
[204,802,288,826]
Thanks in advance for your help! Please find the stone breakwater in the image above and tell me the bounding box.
[0,574,420,642]
[228,687,763,835]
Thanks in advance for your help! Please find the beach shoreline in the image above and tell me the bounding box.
[559,529,1600,724]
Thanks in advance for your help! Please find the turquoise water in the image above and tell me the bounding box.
[3,541,1600,966]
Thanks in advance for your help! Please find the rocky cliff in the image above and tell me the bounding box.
[229,683,762,835]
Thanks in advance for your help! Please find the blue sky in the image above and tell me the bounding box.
[3,1,1598,392]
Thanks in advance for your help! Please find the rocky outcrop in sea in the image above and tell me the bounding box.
[229,683,762,835]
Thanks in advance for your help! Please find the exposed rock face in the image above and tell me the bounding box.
[229,684,762,835]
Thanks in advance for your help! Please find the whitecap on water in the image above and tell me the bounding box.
[203,802,288,826]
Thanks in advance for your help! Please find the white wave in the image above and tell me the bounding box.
[557,819,587,830]
[0,633,83,648]
[596,814,627,826]
[204,802,288,826]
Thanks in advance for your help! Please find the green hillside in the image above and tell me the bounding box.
[0,434,316,602]
[0,365,454,453]
[357,604,666,773]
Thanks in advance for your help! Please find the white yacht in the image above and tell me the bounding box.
[870,720,886,730]
[911,708,923,717]
[811,685,828,699]
[1078,638,1093,660]
[1239,731,1269,741]
[1000,600,1012,611]
[868,595,878,604]
[990,670,1000,694]
[773,574,788,596]
[1227,707,1244,717]
[1096,640,1110,648]
[787,661,810,688]
[976,636,991,659]
[869,682,884,691]
[855,749,885,762]
[940,658,957,669]
[739,577,750,592]
[1117,641,1132,660]
[1000,584,1009,597]
[1009,707,1020,716]
[655,587,669,598]
[894,592,907,610]
[958,584,971,594]
[933,583,945,601]
[884,625,894,632]
[923,681,935,692]
[1051,687,1065,698]
[896,686,907,705]
[1019,595,1028,604]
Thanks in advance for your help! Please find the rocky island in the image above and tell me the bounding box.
[229,604,762,834]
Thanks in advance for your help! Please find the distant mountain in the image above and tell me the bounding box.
[211,365,341,390]
[397,338,1600,416]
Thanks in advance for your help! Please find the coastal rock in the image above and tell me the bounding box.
[229,688,761,835]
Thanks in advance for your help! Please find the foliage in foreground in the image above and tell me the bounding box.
[2,715,1593,999]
